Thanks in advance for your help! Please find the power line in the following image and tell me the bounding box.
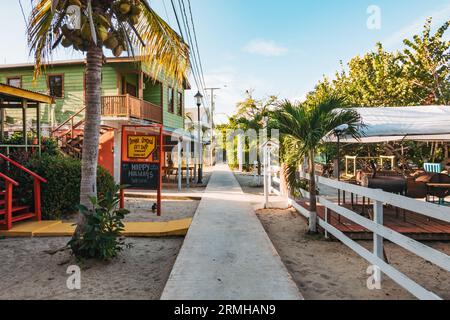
[161,0,172,26]
[170,0,207,108]
[178,0,209,109]
[180,0,207,94]
[170,0,185,41]
[187,0,207,93]
[19,0,28,28]
[178,0,202,89]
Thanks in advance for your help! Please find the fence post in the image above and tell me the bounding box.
[264,146,269,209]
[373,199,384,284]
[5,181,13,230]
[34,179,42,222]
[268,149,272,195]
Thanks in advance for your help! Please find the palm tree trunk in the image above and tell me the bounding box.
[77,44,103,229]
[308,150,317,233]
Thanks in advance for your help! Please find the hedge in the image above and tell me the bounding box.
[8,154,116,220]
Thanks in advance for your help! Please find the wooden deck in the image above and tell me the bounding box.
[102,94,162,123]
[298,200,450,241]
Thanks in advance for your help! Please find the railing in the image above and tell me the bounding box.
[269,168,450,300]
[0,145,40,158]
[51,106,86,139]
[0,172,19,230]
[0,153,47,223]
[101,95,162,123]
[51,96,162,138]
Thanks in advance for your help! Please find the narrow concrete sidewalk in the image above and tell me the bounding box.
[161,165,303,300]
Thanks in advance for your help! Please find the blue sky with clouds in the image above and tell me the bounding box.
[1,0,449,123]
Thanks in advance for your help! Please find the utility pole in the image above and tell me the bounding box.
[205,87,224,167]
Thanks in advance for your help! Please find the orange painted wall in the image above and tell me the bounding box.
[98,130,115,176]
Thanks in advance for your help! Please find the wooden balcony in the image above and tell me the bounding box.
[101,95,162,123]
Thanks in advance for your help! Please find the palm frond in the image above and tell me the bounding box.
[272,93,363,192]
[28,0,56,79]
[135,1,190,86]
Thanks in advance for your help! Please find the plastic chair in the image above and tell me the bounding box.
[424,163,442,173]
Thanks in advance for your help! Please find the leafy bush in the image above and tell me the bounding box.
[41,138,60,156]
[8,155,116,220]
[68,186,130,261]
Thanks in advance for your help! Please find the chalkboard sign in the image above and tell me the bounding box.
[121,162,160,190]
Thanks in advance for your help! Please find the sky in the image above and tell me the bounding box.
[1,0,450,123]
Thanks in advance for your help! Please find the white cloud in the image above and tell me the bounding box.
[383,3,450,49]
[242,39,288,57]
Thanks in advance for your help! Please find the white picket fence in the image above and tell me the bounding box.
[268,169,450,300]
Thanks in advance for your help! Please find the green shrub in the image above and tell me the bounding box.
[8,155,116,220]
[41,138,60,157]
[69,186,130,261]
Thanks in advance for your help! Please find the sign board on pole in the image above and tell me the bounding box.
[120,125,164,216]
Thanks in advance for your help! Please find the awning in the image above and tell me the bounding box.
[326,106,450,143]
[0,83,54,105]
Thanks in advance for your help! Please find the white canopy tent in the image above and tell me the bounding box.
[326,106,450,143]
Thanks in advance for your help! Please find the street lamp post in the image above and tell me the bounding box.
[195,91,204,184]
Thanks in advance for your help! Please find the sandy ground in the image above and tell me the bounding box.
[234,172,450,300]
[124,199,199,222]
[0,199,199,300]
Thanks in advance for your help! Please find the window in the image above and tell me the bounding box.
[48,75,64,98]
[168,87,174,113]
[7,77,22,88]
[177,92,183,116]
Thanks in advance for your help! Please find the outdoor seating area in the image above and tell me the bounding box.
[327,106,450,207]
[352,162,450,205]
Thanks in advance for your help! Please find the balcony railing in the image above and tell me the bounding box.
[101,94,162,123]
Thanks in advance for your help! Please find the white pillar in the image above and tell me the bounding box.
[252,160,258,185]
[268,148,272,195]
[193,138,197,182]
[113,129,122,184]
[238,134,243,172]
[264,146,269,209]
[178,139,182,191]
[186,138,190,189]
[373,199,384,283]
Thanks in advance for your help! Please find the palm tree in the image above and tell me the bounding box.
[273,94,361,233]
[28,0,189,232]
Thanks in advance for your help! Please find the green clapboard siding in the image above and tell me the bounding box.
[162,82,184,130]
[143,80,162,106]
[0,64,118,124]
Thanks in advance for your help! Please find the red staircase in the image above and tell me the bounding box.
[51,107,113,159]
[0,153,47,230]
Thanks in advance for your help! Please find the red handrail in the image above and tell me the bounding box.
[0,153,46,225]
[0,153,47,183]
[0,172,19,187]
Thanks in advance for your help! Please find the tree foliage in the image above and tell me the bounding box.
[272,94,361,232]
[28,0,190,84]
[310,18,450,107]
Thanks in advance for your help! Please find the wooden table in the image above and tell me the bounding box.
[426,183,450,205]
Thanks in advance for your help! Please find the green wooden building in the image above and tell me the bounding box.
[0,57,191,182]
[0,57,188,130]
